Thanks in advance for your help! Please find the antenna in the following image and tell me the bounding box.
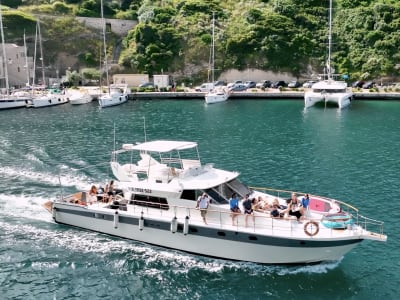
[113,122,116,154]
[23,30,30,86]
[0,5,10,94]
[143,116,147,142]
[58,173,64,200]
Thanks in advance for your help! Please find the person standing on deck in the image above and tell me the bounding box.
[242,194,255,227]
[196,193,210,224]
[229,193,241,226]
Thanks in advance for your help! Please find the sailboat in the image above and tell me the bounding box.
[27,19,68,108]
[98,0,129,108]
[205,14,229,104]
[304,0,353,109]
[0,5,30,110]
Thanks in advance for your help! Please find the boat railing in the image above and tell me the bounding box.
[123,200,382,238]
[355,214,385,236]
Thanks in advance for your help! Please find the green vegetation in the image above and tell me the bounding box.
[5,0,400,82]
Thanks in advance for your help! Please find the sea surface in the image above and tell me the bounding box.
[0,99,399,299]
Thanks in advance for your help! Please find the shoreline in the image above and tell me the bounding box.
[128,90,400,100]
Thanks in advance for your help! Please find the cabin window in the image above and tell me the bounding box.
[180,189,196,201]
[131,194,169,210]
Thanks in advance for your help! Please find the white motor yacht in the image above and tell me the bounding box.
[45,139,386,265]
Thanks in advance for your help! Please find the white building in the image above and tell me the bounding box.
[0,43,34,89]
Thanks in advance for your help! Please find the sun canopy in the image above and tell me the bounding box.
[123,140,198,153]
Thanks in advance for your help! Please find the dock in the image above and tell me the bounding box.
[128,90,400,100]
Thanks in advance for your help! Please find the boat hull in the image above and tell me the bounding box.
[27,95,68,108]
[98,92,128,108]
[69,93,93,105]
[205,90,229,104]
[305,92,352,109]
[52,203,363,264]
[0,98,30,109]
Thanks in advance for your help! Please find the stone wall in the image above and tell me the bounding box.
[218,68,299,83]
[75,17,137,36]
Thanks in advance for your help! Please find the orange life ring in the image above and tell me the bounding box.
[304,221,319,237]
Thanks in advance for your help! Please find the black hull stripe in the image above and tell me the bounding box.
[55,207,362,248]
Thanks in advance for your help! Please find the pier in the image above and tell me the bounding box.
[128,90,400,100]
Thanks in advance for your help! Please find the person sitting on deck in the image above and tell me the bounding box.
[270,198,283,218]
[287,193,302,222]
[229,193,241,225]
[107,180,115,202]
[254,196,271,213]
[89,185,98,204]
[102,184,109,203]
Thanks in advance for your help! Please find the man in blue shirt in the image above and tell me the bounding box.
[229,193,241,225]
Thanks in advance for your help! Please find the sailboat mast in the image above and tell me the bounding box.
[100,0,110,94]
[211,13,215,83]
[0,4,10,94]
[23,30,30,86]
[327,0,333,80]
[37,20,45,86]
[33,22,38,85]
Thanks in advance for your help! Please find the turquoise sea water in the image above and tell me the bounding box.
[0,99,399,299]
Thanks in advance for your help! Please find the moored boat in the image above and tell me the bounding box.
[205,87,229,104]
[304,0,353,109]
[97,0,129,109]
[0,6,30,110]
[68,89,93,105]
[45,139,386,265]
[0,94,30,110]
[204,13,229,104]
[304,80,353,109]
[26,88,68,108]
[98,84,129,108]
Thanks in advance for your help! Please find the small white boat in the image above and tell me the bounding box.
[27,88,68,108]
[0,7,31,110]
[98,84,129,108]
[204,14,229,104]
[0,94,30,110]
[205,87,229,104]
[97,1,129,109]
[304,80,353,109]
[45,139,386,265]
[68,89,93,105]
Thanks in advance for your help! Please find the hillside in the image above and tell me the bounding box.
[3,0,400,84]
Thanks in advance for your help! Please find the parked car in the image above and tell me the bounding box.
[352,80,365,88]
[302,80,317,88]
[214,80,226,86]
[256,80,272,89]
[288,80,301,88]
[244,81,256,88]
[271,80,286,88]
[139,82,154,88]
[229,83,247,91]
[227,80,243,88]
[362,81,375,89]
[195,82,214,92]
